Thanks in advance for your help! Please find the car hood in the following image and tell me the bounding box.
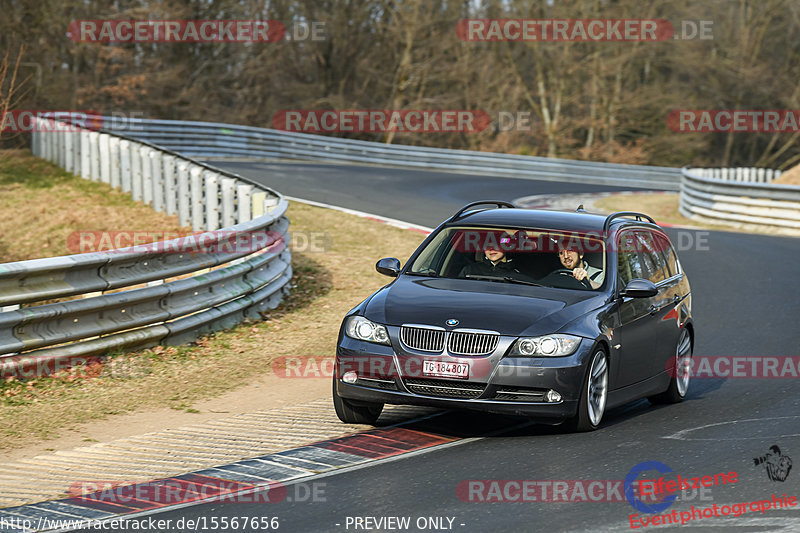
[362,275,607,337]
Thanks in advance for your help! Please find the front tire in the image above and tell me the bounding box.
[332,377,383,425]
[564,348,608,432]
[649,329,692,404]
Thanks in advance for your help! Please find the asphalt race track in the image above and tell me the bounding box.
[96,161,800,532]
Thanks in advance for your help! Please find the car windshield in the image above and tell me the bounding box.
[408,226,606,291]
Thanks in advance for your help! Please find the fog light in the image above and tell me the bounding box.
[546,390,562,402]
[342,371,358,384]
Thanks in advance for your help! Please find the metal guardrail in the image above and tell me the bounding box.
[0,116,293,376]
[680,167,800,231]
[98,116,682,190]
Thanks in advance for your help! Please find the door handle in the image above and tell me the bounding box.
[649,305,659,316]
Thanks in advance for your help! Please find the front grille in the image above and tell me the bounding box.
[448,331,498,355]
[400,326,445,352]
[493,387,547,402]
[400,325,499,356]
[404,378,485,399]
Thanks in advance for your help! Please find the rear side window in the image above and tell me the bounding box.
[636,231,669,284]
[653,232,680,277]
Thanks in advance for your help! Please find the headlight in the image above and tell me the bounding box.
[345,316,391,345]
[509,334,581,357]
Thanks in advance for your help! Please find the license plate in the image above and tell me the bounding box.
[423,360,469,379]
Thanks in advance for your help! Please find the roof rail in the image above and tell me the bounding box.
[603,211,656,232]
[448,201,516,222]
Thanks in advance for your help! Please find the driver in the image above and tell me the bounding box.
[557,243,604,289]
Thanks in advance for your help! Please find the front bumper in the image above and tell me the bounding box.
[335,335,596,421]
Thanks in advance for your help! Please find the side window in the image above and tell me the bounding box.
[653,232,680,277]
[617,231,643,287]
[636,231,669,284]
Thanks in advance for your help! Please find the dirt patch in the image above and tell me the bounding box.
[774,164,800,185]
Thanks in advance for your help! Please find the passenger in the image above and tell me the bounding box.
[557,243,604,289]
[459,233,523,279]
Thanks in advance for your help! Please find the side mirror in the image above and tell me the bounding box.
[621,278,657,298]
[376,257,401,277]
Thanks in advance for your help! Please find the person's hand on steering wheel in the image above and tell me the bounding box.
[554,268,593,289]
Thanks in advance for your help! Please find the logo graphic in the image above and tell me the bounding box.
[624,461,677,514]
[445,319,460,326]
[754,445,793,482]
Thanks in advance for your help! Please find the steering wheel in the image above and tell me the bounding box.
[552,268,593,289]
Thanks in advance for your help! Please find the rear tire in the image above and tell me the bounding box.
[332,377,383,425]
[564,348,608,432]
[649,329,692,405]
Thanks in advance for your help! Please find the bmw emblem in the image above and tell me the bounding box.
[445,318,459,326]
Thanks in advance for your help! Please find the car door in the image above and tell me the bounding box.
[648,230,689,374]
[634,230,678,379]
[613,230,661,388]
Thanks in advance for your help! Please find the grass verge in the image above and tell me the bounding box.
[0,149,189,262]
[0,150,425,450]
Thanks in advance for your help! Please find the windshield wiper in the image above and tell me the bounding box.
[503,276,543,287]
[406,270,439,278]
[464,274,543,287]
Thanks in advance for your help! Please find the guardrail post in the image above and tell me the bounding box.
[31,121,40,157]
[64,127,74,173]
[151,150,164,212]
[142,147,153,205]
[766,169,775,181]
[109,137,121,188]
[264,196,279,212]
[99,133,111,183]
[120,140,132,192]
[71,129,81,174]
[89,131,100,181]
[251,191,266,218]
[55,124,65,167]
[237,184,252,223]
[204,170,220,231]
[190,166,205,231]
[177,161,191,227]
[221,177,236,228]
[131,143,143,201]
[40,121,50,161]
[80,129,91,179]
[757,168,766,183]
[163,155,177,215]
[735,168,743,182]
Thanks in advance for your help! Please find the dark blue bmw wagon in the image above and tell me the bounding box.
[333,202,693,431]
